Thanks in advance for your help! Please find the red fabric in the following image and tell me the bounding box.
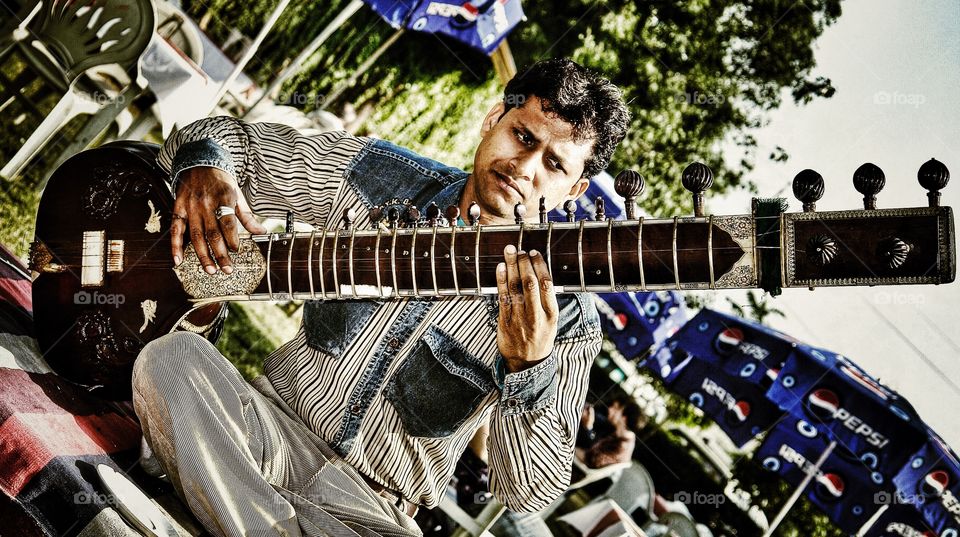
[0,369,140,497]
[0,244,31,313]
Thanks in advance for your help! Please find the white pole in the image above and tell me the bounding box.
[205,0,292,116]
[244,0,364,117]
[762,440,837,537]
[855,504,889,537]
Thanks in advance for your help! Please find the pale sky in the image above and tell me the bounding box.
[708,0,960,447]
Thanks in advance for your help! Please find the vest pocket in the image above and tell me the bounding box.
[384,325,495,438]
[302,300,380,357]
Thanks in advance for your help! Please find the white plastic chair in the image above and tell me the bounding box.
[0,0,154,180]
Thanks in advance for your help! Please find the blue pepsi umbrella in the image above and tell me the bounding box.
[891,429,960,536]
[646,309,797,388]
[594,291,686,361]
[767,345,927,481]
[757,417,888,533]
[863,504,945,537]
[364,0,525,54]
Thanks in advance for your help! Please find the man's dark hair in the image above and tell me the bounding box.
[611,396,646,433]
[503,58,630,179]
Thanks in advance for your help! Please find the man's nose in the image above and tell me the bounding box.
[509,152,539,181]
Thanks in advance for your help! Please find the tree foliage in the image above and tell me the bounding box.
[183,0,842,215]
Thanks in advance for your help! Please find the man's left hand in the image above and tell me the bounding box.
[496,245,559,373]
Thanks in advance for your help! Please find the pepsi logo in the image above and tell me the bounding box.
[728,400,751,423]
[807,388,841,419]
[815,472,845,500]
[643,299,661,317]
[796,420,819,438]
[763,457,781,472]
[614,312,628,331]
[921,470,950,497]
[714,327,745,355]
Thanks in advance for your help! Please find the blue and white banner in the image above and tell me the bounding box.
[892,430,960,537]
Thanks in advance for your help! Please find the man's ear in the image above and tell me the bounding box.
[566,178,590,202]
[480,102,506,137]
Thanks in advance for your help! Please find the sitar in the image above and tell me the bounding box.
[29,142,955,399]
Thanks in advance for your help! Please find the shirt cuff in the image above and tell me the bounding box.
[493,351,558,415]
[170,138,238,192]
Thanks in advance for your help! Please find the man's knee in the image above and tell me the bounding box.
[133,332,212,396]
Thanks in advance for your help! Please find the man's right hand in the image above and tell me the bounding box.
[171,167,266,274]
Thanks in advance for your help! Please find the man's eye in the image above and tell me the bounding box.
[514,129,531,145]
[549,158,564,173]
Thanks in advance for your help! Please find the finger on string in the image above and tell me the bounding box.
[530,250,558,320]
[496,261,510,314]
[504,244,522,309]
[189,213,216,275]
[517,250,542,322]
[237,196,267,235]
[205,210,233,275]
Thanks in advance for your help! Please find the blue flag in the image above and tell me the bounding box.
[892,429,960,536]
[863,504,947,537]
[404,0,524,54]
[361,0,419,28]
[757,418,886,533]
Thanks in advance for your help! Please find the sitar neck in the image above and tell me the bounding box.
[174,206,955,304]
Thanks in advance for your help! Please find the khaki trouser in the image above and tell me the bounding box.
[132,331,421,537]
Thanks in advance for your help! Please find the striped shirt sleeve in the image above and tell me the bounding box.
[156,116,369,227]
[486,329,603,512]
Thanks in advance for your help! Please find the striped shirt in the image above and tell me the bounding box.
[157,117,603,512]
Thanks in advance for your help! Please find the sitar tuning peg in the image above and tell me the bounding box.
[514,202,526,224]
[614,170,645,220]
[539,196,547,224]
[595,197,605,221]
[564,199,577,222]
[918,158,949,207]
[387,207,400,229]
[468,202,481,226]
[853,162,885,209]
[426,202,441,226]
[368,206,384,229]
[405,204,420,225]
[792,169,824,212]
[682,162,713,217]
[445,205,460,227]
[341,207,356,230]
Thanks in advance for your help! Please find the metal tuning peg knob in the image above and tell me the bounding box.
[564,200,577,222]
[445,205,460,227]
[368,206,384,229]
[539,196,547,224]
[793,169,824,212]
[285,211,295,233]
[682,162,713,217]
[341,207,356,230]
[853,163,885,210]
[614,170,645,220]
[405,204,420,226]
[514,202,526,224]
[918,158,949,208]
[426,202,441,226]
[595,197,605,221]
[878,237,911,269]
[468,202,481,226]
[387,207,400,229]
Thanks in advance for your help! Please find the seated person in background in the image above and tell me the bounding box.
[577,397,646,468]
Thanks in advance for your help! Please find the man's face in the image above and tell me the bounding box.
[464,96,595,224]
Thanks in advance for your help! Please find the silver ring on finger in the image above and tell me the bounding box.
[215,206,235,219]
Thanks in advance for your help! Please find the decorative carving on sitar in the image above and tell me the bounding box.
[29,241,66,273]
[711,215,757,288]
[174,238,266,299]
[83,164,144,221]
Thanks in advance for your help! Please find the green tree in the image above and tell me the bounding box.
[728,290,787,324]
[183,0,842,215]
